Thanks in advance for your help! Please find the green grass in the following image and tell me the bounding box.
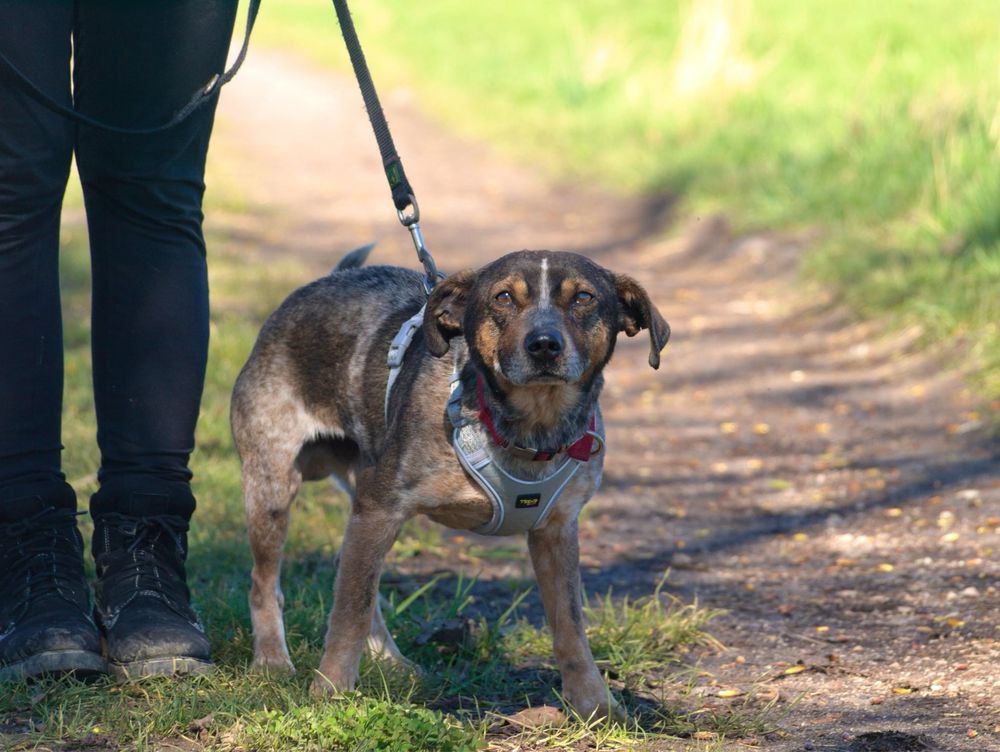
[255,0,1000,420]
[1,225,766,749]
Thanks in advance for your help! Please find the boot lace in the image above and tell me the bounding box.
[0,508,88,629]
[95,513,197,627]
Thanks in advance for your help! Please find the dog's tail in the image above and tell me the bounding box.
[334,243,375,273]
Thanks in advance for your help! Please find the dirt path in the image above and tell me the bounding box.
[212,51,1000,751]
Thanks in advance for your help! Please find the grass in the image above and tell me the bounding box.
[1,207,769,748]
[254,0,1000,422]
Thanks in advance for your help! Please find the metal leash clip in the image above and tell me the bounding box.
[397,193,440,294]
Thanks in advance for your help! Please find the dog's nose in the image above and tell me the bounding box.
[524,329,564,361]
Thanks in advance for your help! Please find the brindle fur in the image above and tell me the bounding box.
[231,250,669,720]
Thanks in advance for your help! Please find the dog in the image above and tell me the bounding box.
[231,249,669,720]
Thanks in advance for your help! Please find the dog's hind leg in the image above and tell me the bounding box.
[312,475,404,695]
[367,595,418,673]
[236,411,304,676]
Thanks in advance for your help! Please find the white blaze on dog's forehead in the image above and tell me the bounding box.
[538,256,550,308]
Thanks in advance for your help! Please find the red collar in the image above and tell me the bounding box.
[475,374,598,462]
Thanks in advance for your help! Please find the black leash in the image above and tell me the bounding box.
[0,0,260,136]
[331,0,440,293]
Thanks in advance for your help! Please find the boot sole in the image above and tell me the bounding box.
[0,649,108,682]
[109,656,214,679]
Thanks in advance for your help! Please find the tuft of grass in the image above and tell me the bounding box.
[235,697,484,752]
[584,583,725,690]
[504,573,723,691]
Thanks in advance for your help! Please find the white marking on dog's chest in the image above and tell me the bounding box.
[538,257,551,309]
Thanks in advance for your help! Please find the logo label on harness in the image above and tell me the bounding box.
[515,494,541,509]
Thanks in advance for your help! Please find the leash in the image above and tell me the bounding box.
[0,0,261,136]
[332,0,439,293]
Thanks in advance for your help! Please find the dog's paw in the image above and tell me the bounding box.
[371,653,424,679]
[250,655,296,675]
[566,687,627,723]
[310,666,357,698]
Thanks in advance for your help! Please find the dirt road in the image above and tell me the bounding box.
[212,50,1000,751]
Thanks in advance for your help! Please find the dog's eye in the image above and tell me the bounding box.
[572,291,595,305]
[494,291,513,306]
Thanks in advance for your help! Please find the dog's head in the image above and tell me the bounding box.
[423,251,669,386]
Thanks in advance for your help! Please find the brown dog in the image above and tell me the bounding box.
[231,250,668,719]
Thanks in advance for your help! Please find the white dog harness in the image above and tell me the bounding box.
[384,313,604,537]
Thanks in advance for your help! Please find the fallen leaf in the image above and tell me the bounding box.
[892,687,913,695]
[783,665,806,675]
[504,706,567,728]
[877,563,894,572]
[717,689,743,698]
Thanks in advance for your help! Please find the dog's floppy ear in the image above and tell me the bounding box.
[614,274,671,369]
[423,270,476,357]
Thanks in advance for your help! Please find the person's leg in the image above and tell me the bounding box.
[0,0,106,680]
[73,0,238,676]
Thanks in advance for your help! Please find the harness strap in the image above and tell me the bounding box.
[448,376,605,537]
[384,305,426,423]
[453,422,583,536]
[0,0,261,135]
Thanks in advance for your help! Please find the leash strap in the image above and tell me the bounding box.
[0,0,261,135]
[331,0,415,215]
[332,0,440,293]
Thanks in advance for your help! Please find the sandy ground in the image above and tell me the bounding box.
[210,50,1000,751]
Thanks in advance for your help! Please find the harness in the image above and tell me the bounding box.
[384,322,604,537]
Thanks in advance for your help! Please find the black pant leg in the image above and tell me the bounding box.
[0,1,75,493]
[73,0,238,487]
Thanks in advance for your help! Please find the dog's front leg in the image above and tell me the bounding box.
[312,497,403,696]
[529,518,624,721]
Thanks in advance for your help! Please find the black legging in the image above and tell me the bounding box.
[0,1,238,495]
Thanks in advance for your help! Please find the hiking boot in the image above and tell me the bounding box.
[0,482,107,682]
[91,481,212,678]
